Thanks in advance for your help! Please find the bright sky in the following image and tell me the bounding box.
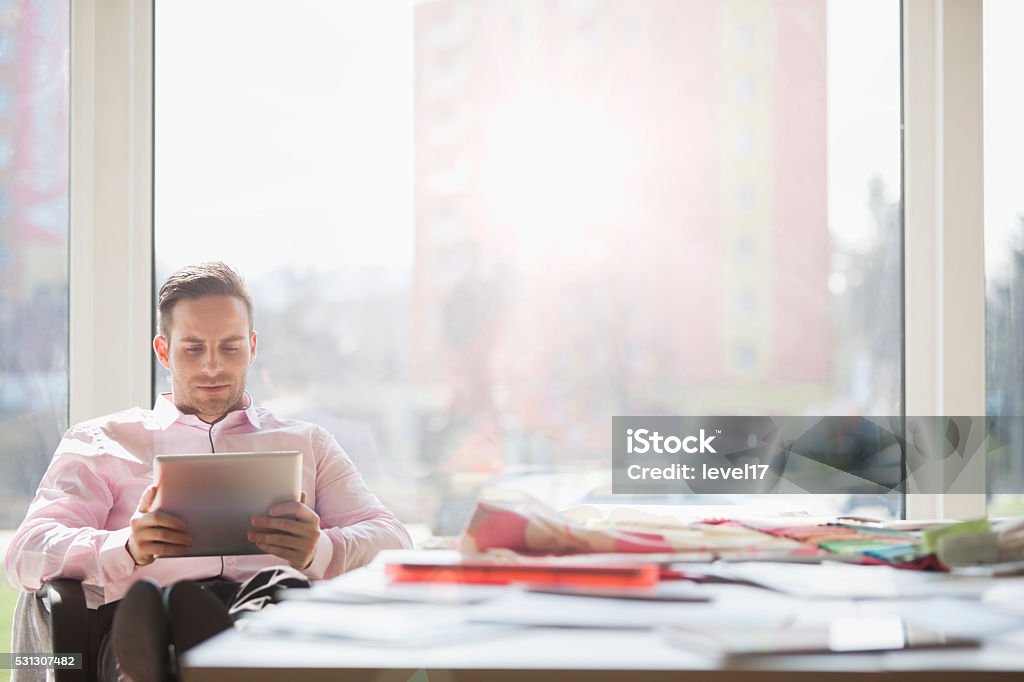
[155,0,418,276]
[826,0,900,253]
[984,0,1024,280]
[155,0,1023,279]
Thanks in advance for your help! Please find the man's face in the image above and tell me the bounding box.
[153,295,257,423]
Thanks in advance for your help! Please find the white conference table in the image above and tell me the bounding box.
[181,551,1024,682]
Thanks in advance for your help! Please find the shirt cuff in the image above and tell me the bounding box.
[98,527,136,584]
[301,531,334,580]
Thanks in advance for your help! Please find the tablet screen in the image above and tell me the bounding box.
[153,451,302,557]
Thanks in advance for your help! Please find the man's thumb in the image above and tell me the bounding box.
[138,484,158,513]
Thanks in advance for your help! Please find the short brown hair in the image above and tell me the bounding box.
[157,262,254,338]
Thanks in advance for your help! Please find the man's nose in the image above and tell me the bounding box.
[201,350,223,374]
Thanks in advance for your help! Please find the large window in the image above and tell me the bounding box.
[984,0,1024,518]
[155,0,902,533]
[0,0,70,530]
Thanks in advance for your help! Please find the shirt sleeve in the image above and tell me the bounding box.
[306,428,413,580]
[4,427,137,592]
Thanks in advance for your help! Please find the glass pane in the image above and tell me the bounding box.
[0,1,70,531]
[984,0,1024,518]
[155,0,902,533]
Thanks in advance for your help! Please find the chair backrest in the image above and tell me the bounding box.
[10,581,94,682]
[46,580,92,682]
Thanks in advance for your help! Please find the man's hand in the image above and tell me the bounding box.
[248,491,320,570]
[126,484,192,566]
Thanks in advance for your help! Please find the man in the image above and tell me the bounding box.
[5,262,413,681]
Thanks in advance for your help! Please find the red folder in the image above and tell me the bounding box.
[386,560,660,587]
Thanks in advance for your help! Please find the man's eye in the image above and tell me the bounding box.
[222,346,240,352]
[186,346,203,353]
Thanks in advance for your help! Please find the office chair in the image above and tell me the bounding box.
[21,579,102,682]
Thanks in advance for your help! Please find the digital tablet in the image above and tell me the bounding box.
[153,451,302,557]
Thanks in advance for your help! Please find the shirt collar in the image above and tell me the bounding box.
[153,391,261,431]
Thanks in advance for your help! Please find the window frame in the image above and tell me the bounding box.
[68,0,154,424]
[69,0,988,521]
[903,0,986,519]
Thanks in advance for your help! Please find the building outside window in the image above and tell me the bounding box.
[155,0,903,533]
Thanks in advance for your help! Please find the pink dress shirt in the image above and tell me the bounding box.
[4,393,412,606]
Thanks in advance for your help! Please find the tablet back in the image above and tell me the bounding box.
[153,451,302,557]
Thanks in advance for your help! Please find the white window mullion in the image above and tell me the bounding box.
[903,0,986,520]
[69,0,154,424]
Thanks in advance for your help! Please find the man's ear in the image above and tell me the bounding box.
[153,335,171,370]
[248,330,258,366]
